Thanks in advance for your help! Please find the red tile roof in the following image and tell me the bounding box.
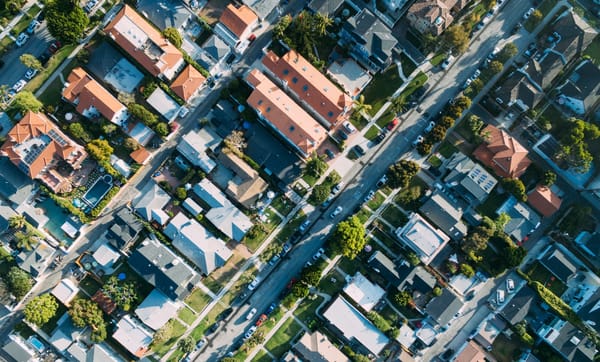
[262,50,353,127]
[219,4,258,38]
[473,125,531,178]
[528,185,562,217]
[170,65,206,101]
[130,147,151,164]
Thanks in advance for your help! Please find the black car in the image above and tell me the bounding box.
[37,52,51,66]
[337,130,348,141]
[325,149,335,160]
[374,133,385,144]
[353,144,366,156]
[218,307,234,321]
[205,321,221,335]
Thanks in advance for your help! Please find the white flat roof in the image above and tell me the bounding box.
[397,324,416,349]
[93,243,120,268]
[327,59,372,97]
[343,272,385,312]
[51,278,79,306]
[147,88,180,122]
[135,289,180,330]
[396,213,450,264]
[323,296,389,355]
[113,315,153,356]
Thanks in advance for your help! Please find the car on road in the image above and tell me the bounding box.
[12,80,27,92]
[337,130,348,141]
[496,289,505,304]
[255,314,267,327]
[506,278,515,293]
[363,190,375,203]
[441,349,455,361]
[25,68,38,80]
[321,194,335,208]
[48,40,62,54]
[268,254,281,266]
[441,55,454,70]
[195,338,207,350]
[15,33,29,47]
[330,206,343,218]
[374,132,385,144]
[243,326,257,340]
[463,78,472,89]
[282,243,291,254]
[465,289,476,301]
[470,69,481,81]
[179,106,190,118]
[523,7,534,20]
[312,248,325,261]
[84,0,99,12]
[524,42,537,57]
[343,121,356,134]
[412,135,424,147]
[474,21,485,32]
[376,175,388,188]
[353,144,365,157]
[386,118,399,130]
[424,120,436,133]
[247,277,261,291]
[511,22,523,34]
[487,47,500,60]
[469,329,478,339]
[37,52,50,66]
[325,149,335,160]
[26,19,40,34]
[266,302,277,315]
[332,182,344,194]
[298,219,311,233]
[246,307,257,320]
[205,321,220,335]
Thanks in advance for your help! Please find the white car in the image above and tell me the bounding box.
[15,33,29,47]
[12,79,27,92]
[470,69,481,81]
[506,279,515,293]
[245,308,257,320]
[243,326,257,340]
[523,7,534,19]
[496,289,505,304]
[441,55,455,70]
[363,190,375,203]
[412,135,424,147]
[330,206,343,218]
[343,121,356,134]
[376,175,388,188]
[424,121,436,133]
[463,78,473,89]
[25,68,38,80]
[312,248,325,261]
[331,182,344,195]
[247,277,261,291]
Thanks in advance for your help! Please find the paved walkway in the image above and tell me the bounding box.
[0,0,39,40]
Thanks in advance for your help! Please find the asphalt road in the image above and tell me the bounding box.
[0,20,54,89]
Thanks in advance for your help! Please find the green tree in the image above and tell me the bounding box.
[68,123,91,142]
[45,0,89,43]
[128,104,158,126]
[305,153,328,178]
[290,282,309,299]
[69,299,107,342]
[468,115,484,135]
[273,14,292,40]
[224,130,247,154]
[406,252,420,266]
[506,246,526,267]
[453,96,472,110]
[0,84,10,108]
[439,116,455,129]
[442,25,470,53]
[15,230,38,251]
[393,290,412,307]
[470,78,484,93]
[102,276,138,311]
[175,187,187,200]
[24,294,58,326]
[6,267,32,299]
[416,140,433,155]
[154,122,169,137]
[8,215,26,229]
[353,94,372,114]
[331,216,365,259]
[86,139,113,162]
[325,171,342,186]
[543,171,557,186]
[556,119,599,173]
[19,53,43,71]
[386,160,420,189]
[390,96,407,115]
[529,9,543,27]
[502,178,527,202]
[309,183,331,205]
[494,212,511,231]
[153,322,172,344]
[462,216,496,253]
[178,336,195,353]
[460,263,475,278]
[124,137,139,151]
[433,286,442,296]
[498,43,518,63]
[11,91,43,113]
[488,60,504,75]
[101,123,117,135]
[428,125,447,143]
[301,264,322,286]
[162,27,183,48]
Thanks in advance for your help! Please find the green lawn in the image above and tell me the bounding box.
[362,64,404,116]
[355,207,373,224]
[243,209,282,252]
[364,125,380,141]
[271,195,295,216]
[397,72,428,103]
[318,269,346,296]
[394,177,428,211]
[37,77,64,107]
[366,191,385,210]
[152,319,187,356]
[78,276,102,297]
[438,140,458,158]
[178,306,197,325]
[376,110,396,129]
[526,261,567,297]
[349,113,370,130]
[41,303,67,334]
[294,295,325,323]
[381,205,408,228]
[371,225,403,255]
[400,52,417,77]
[428,155,442,168]
[252,349,273,362]
[583,30,600,65]
[276,211,306,242]
[264,318,303,358]
[430,52,446,67]
[491,333,525,362]
[301,173,318,187]
[10,10,36,36]
[185,289,212,313]
[25,44,77,93]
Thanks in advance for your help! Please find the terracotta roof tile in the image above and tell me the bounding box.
[473,125,531,178]
[130,147,150,164]
[219,4,258,38]
[170,65,206,101]
[527,185,562,217]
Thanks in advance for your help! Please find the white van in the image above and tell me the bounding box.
[496,289,505,304]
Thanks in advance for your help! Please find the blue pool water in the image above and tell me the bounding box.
[27,336,44,352]
[82,175,113,208]
[37,198,74,247]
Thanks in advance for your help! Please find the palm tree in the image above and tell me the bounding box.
[314,13,333,36]
[15,230,38,251]
[390,97,407,115]
[8,215,27,230]
[353,95,372,114]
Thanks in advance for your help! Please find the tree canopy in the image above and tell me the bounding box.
[45,0,89,43]
[162,27,183,48]
[86,139,113,162]
[24,294,58,326]
[6,267,32,299]
[462,216,496,253]
[330,215,366,259]
[102,276,138,311]
[543,171,557,186]
[69,299,107,342]
[386,160,420,189]
[442,25,470,53]
[178,336,195,353]
[309,183,331,205]
[11,91,43,113]
[19,54,43,71]
[502,178,527,202]
[556,119,599,173]
[305,153,328,178]
[128,103,158,126]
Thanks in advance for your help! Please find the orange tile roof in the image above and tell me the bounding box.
[454,341,488,362]
[104,5,183,78]
[262,50,353,127]
[170,65,206,101]
[246,69,327,156]
[220,4,258,38]
[130,147,150,164]
[63,67,125,122]
[528,185,562,217]
[473,125,531,178]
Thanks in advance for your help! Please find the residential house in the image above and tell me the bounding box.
[242,0,279,21]
[245,69,327,157]
[407,0,468,36]
[523,51,568,92]
[104,5,185,81]
[62,68,129,127]
[197,35,232,76]
[342,272,386,312]
[132,181,171,224]
[262,50,353,129]
[104,208,143,250]
[339,9,398,73]
[0,205,17,235]
[135,289,181,330]
[494,71,544,112]
[323,296,390,355]
[0,157,35,208]
[537,319,597,362]
[49,314,82,353]
[424,288,463,326]
[51,278,79,307]
[170,65,207,102]
[128,238,201,300]
[473,124,531,178]
[498,196,541,243]
[399,266,437,299]
[539,245,578,284]
[578,288,600,334]
[176,127,221,173]
[215,150,268,208]
[112,315,153,358]
[307,0,344,15]
[395,212,450,265]
[91,242,121,272]
[0,111,87,194]
[327,58,373,99]
[182,197,203,217]
[367,250,404,287]
[147,87,181,122]
[164,213,232,275]
[419,190,467,240]
[498,286,537,325]
[287,331,349,362]
[215,4,258,51]
[551,10,597,65]
[575,231,600,259]
[192,179,253,241]
[454,340,496,362]
[137,0,193,32]
[66,342,123,362]
[130,146,151,164]
[557,60,600,116]
[2,334,37,362]
[443,153,498,204]
[15,242,53,278]
[527,185,562,217]
[473,315,506,351]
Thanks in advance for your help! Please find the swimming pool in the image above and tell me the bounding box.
[27,336,45,352]
[82,174,113,208]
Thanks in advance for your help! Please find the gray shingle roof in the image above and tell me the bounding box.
[540,245,578,283]
[344,9,397,61]
[132,182,171,221]
[105,208,143,250]
[425,288,463,326]
[137,0,193,31]
[420,191,467,240]
[499,286,536,325]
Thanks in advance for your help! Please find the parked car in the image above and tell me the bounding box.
[243,326,257,340]
[523,7,534,19]
[246,308,257,320]
[179,106,190,118]
[48,40,62,54]
[321,194,335,208]
[282,243,292,253]
[26,19,40,34]
[363,190,375,203]
[465,289,476,301]
[470,69,481,81]
[374,132,385,144]
[84,0,99,12]
[247,277,261,291]
[353,144,365,156]
[424,120,436,133]
[15,33,29,47]
[524,42,537,57]
[343,121,357,134]
[412,135,424,147]
[268,254,281,266]
[12,80,27,92]
[37,52,50,66]
[441,55,455,70]
[337,130,348,141]
[506,279,515,293]
[195,338,207,350]
[463,78,472,89]
[312,248,325,261]
[265,302,277,315]
[330,206,343,218]
[298,219,311,233]
[376,175,388,188]
[255,314,267,327]
[386,118,399,130]
[511,22,523,34]
[25,68,38,80]
[325,149,335,160]
[332,182,344,194]
[496,289,505,304]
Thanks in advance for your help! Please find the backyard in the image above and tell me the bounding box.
[362,64,404,116]
[243,209,282,252]
[381,204,408,228]
[525,261,567,297]
[264,317,304,358]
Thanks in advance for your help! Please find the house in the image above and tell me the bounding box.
[425,288,463,326]
[498,196,540,243]
[132,181,171,224]
[197,35,232,76]
[192,179,253,241]
[323,296,390,355]
[342,272,385,312]
[539,245,578,284]
[419,191,467,240]
[51,278,79,306]
[0,157,35,208]
[494,71,544,112]
[182,197,203,217]
[499,286,537,325]
[262,50,353,129]
[443,153,498,204]
[367,250,404,287]
[473,124,531,178]
[130,146,151,164]
[62,68,129,127]
[327,58,373,99]
[215,4,258,51]
[0,112,87,194]
[137,0,193,32]
[245,69,327,157]
[523,51,567,91]
[399,266,437,296]
[147,87,181,122]
[15,242,53,278]
[170,65,207,102]
[307,0,344,15]
[407,0,468,36]
[575,231,600,258]
[395,213,450,265]
[215,150,268,208]
[242,0,279,21]
[164,213,232,275]
[177,127,221,173]
[550,10,597,65]
[557,60,600,116]
[537,319,596,362]
[339,9,397,73]
[48,314,83,352]
[66,342,123,362]
[135,289,181,330]
[473,315,506,351]
[578,288,600,334]
[2,334,37,362]
[128,238,201,300]
[112,315,153,358]
[104,208,143,250]
[527,185,562,218]
[104,5,185,81]
[0,205,17,235]
[127,122,155,147]
[454,340,496,362]
[91,242,121,272]
[288,331,349,362]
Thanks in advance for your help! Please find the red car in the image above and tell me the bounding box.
[48,40,62,54]
[248,34,256,42]
[386,118,399,130]
[255,314,267,327]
